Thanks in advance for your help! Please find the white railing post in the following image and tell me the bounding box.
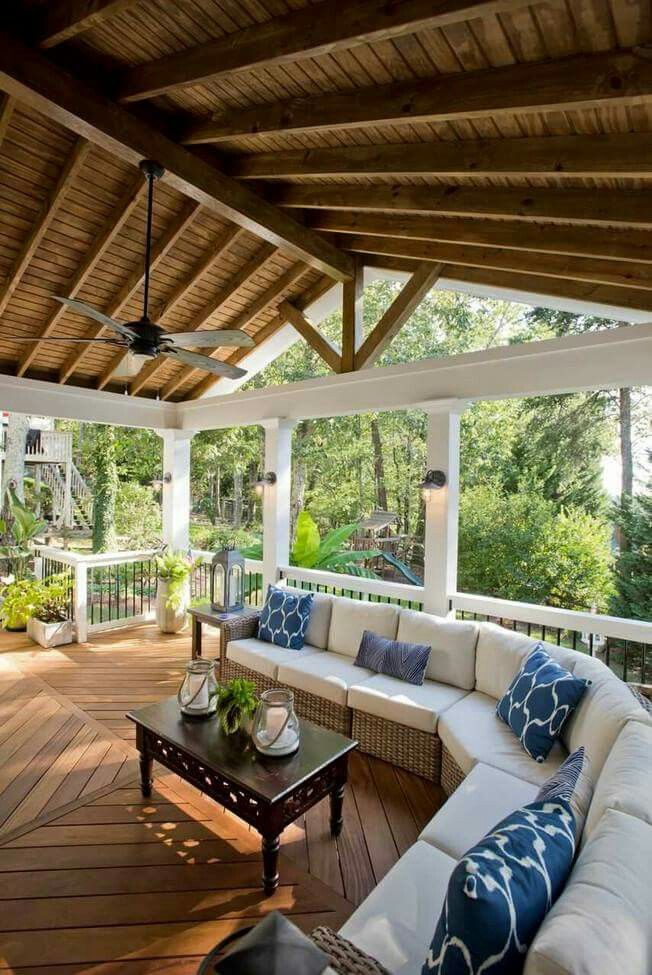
[262,418,294,593]
[422,401,466,617]
[74,559,88,643]
[159,429,195,552]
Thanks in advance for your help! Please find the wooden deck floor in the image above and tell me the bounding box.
[0,624,444,973]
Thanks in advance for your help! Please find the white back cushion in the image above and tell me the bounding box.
[525,809,652,975]
[584,719,652,840]
[397,609,478,689]
[327,596,399,658]
[283,585,334,650]
[474,623,579,700]
[562,654,650,777]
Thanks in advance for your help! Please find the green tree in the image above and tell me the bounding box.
[611,489,652,620]
[114,482,161,549]
[92,426,118,553]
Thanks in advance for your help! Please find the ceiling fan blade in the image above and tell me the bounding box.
[0,335,125,344]
[54,297,138,340]
[162,329,255,350]
[163,347,247,381]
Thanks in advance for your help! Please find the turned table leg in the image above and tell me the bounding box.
[261,835,280,895]
[191,616,202,659]
[139,752,153,798]
[330,783,345,837]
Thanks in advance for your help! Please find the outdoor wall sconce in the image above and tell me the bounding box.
[253,471,277,496]
[151,472,172,488]
[419,469,446,502]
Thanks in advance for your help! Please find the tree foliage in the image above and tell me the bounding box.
[91,426,118,553]
[611,490,652,620]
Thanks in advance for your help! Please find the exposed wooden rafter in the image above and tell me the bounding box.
[17,173,146,377]
[342,260,363,373]
[229,132,652,181]
[280,301,342,373]
[36,0,140,49]
[309,212,652,265]
[187,275,336,400]
[355,263,443,370]
[0,32,353,281]
[183,48,652,142]
[0,137,90,318]
[0,92,13,145]
[59,200,200,384]
[119,0,537,102]
[334,234,652,292]
[159,244,278,399]
[275,184,652,230]
[105,225,245,391]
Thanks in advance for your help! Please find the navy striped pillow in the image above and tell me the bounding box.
[355,629,431,686]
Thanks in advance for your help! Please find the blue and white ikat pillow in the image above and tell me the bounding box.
[496,645,590,762]
[258,585,314,650]
[422,798,576,975]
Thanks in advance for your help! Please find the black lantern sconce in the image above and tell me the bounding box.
[210,545,245,615]
[253,471,277,497]
[151,472,172,489]
[419,469,447,502]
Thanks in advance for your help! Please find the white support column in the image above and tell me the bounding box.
[262,418,294,593]
[74,560,88,643]
[422,402,465,617]
[158,429,195,551]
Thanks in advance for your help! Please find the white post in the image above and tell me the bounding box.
[74,559,88,643]
[159,430,194,551]
[422,402,465,617]
[63,461,73,528]
[262,418,294,593]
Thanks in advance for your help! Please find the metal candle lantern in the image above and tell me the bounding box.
[177,658,217,718]
[252,689,300,757]
[210,545,245,614]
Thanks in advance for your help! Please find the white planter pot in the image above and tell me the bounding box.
[156,579,189,634]
[27,617,74,649]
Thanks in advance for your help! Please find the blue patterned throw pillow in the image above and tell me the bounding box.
[422,799,576,975]
[536,747,593,836]
[355,629,431,685]
[258,585,314,650]
[496,646,590,762]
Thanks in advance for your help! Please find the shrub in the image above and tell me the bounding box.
[115,482,161,549]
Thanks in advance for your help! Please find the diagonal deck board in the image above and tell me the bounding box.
[0,623,443,972]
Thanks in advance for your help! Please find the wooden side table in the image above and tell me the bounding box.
[188,603,259,661]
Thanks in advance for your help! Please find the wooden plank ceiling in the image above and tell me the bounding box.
[0,0,650,401]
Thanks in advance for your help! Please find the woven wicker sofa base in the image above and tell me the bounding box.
[352,710,441,780]
[441,743,466,795]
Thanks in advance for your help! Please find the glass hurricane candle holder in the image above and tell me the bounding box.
[252,688,300,757]
[177,658,217,719]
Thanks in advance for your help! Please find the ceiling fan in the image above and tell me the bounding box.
[8,160,254,383]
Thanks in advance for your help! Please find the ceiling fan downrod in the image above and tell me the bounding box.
[138,160,165,324]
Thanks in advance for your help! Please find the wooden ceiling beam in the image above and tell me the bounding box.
[158,244,278,399]
[280,300,342,373]
[0,32,353,281]
[107,225,245,392]
[183,47,652,142]
[59,200,200,384]
[336,234,652,292]
[309,211,652,265]
[17,173,146,378]
[355,263,443,369]
[277,184,652,229]
[36,0,140,49]
[230,132,652,180]
[342,259,364,372]
[0,136,90,318]
[0,92,13,145]
[186,275,335,400]
[119,0,537,103]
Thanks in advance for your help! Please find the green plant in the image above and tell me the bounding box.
[212,678,258,734]
[155,550,201,611]
[0,578,41,629]
[0,491,46,581]
[30,574,72,624]
[115,482,161,549]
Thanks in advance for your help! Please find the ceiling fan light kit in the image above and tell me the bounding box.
[2,159,252,387]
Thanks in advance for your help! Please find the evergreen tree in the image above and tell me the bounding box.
[92,426,118,553]
[611,488,652,621]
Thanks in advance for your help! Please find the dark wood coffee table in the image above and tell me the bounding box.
[127,697,357,895]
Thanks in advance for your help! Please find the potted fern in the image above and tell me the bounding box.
[155,550,201,633]
[213,678,258,735]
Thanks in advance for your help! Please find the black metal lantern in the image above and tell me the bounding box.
[210,545,245,614]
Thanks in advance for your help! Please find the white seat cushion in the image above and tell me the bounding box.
[419,761,538,859]
[562,654,651,777]
[438,691,567,787]
[226,637,322,679]
[397,609,478,689]
[277,651,373,706]
[328,596,399,659]
[475,623,581,700]
[340,841,456,975]
[584,719,652,841]
[348,674,468,734]
[525,809,652,975]
[282,586,334,649]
